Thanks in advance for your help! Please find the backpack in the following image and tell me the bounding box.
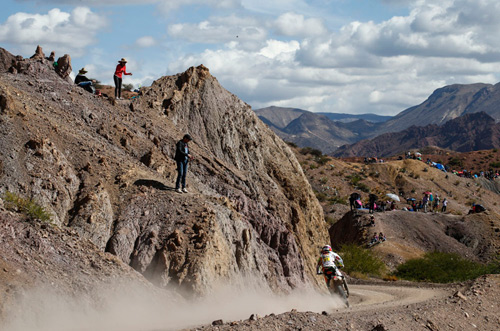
[429,194,433,201]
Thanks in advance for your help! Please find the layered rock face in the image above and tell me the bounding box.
[0,48,328,298]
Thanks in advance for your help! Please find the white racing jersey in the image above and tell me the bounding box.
[318,251,344,269]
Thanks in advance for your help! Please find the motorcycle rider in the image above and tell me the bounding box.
[316,245,344,290]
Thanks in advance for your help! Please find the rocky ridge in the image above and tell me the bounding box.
[0,46,328,311]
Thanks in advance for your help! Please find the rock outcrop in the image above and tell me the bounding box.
[0,52,328,301]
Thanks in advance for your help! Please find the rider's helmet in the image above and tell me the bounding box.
[321,245,332,254]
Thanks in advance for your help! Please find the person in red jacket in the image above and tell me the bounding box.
[114,58,132,99]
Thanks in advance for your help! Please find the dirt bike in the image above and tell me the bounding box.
[318,266,350,307]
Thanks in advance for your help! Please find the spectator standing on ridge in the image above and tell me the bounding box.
[114,58,132,99]
[368,194,377,214]
[433,195,440,212]
[174,134,193,193]
[441,198,448,213]
[422,194,429,213]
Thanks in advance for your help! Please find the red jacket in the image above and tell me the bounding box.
[114,64,131,78]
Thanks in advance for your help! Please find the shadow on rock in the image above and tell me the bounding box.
[134,179,171,191]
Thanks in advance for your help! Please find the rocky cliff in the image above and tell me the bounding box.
[0,47,328,302]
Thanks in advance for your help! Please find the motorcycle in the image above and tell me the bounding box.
[318,266,350,307]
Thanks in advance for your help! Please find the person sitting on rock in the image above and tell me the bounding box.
[370,233,379,245]
[379,232,386,241]
[75,67,95,94]
[369,215,375,227]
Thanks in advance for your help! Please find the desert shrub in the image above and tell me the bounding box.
[383,275,398,282]
[309,164,318,170]
[339,244,386,277]
[448,157,463,168]
[319,177,328,184]
[300,147,312,155]
[347,174,362,186]
[325,216,336,226]
[123,83,134,91]
[3,191,52,223]
[316,155,330,166]
[399,168,407,173]
[357,183,371,193]
[328,196,347,205]
[489,161,500,168]
[285,141,297,148]
[395,252,498,283]
[454,180,460,186]
[315,191,327,202]
[300,147,322,157]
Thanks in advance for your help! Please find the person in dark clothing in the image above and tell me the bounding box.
[368,194,377,214]
[174,134,193,193]
[75,68,95,93]
[349,192,360,211]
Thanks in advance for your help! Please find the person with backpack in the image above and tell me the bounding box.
[174,134,193,193]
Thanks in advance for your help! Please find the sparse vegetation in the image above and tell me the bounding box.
[340,244,386,277]
[489,161,500,168]
[448,157,463,168]
[328,196,347,205]
[286,141,297,148]
[395,252,500,283]
[123,83,134,92]
[315,191,327,202]
[325,215,335,226]
[3,191,52,223]
[347,174,362,186]
[316,155,330,166]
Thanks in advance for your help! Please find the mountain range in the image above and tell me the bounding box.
[333,112,500,157]
[256,83,500,156]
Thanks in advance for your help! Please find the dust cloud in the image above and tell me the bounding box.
[3,280,343,331]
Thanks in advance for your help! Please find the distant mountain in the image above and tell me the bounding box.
[279,112,356,154]
[254,106,385,153]
[254,106,308,129]
[317,112,392,123]
[377,83,500,135]
[333,112,500,157]
[256,82,500,155]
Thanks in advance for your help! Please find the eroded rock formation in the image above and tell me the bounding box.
[0,50,328,298]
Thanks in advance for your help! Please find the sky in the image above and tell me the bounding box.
[1,0,500,116]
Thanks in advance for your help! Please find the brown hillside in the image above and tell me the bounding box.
[294,146,500,267]
[0,46,328,320]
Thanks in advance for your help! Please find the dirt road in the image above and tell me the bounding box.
[341,284,449,311]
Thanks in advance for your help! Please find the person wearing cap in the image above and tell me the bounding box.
[114,58,132,99]
[75,67,95,93]
[174,134,194,193]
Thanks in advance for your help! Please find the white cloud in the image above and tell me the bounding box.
[273,12,327,37]
[157,0,240,12]
[0,7,107,57]
[135,36,157,48]
[168,15,267,50]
